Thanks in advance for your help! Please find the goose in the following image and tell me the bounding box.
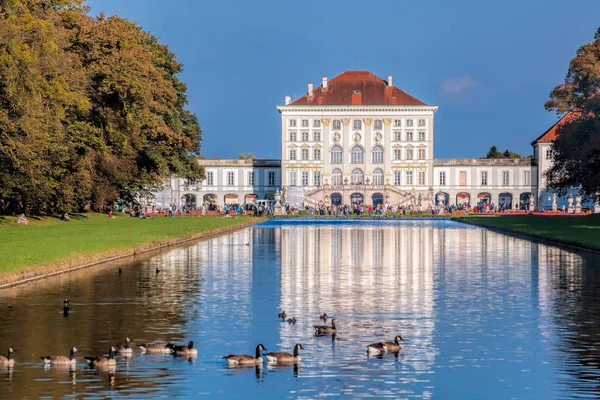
[41,346,78,365]
[84,346,117,367]
[287,317,297,324]
[278,310,286,319]
[115,337,133,354]
[319,313,328,321]
[118,268,122,274]
[138,343,174,354]
[367,335,404,355]
[314,318,337,335]
[170,341,198,356]
[0,348,16,367]
[223,344,266,366]
[156,268,160,275]
[63,299,69,317]
[265,344,304,364]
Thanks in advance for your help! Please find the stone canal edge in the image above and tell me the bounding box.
[0,218,264,290]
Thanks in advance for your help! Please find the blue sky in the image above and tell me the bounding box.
[87,0,600,159]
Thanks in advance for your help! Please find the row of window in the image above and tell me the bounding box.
[205,171,277,187]
[438,170,531,186]
[289,148,321,161]
[289,146,428,162]
[288,131,426,142]
[288,168,428,187]
[289,119,427,129]
[289,131,321,142]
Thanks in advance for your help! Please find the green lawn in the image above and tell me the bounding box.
[0,213,259,275]
[453,214,600,251]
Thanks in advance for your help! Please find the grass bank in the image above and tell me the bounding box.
[0,213,264,286]
[453,214,600,252]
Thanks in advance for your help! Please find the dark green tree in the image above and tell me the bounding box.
[544,27,600,201]
[0,0,203,214]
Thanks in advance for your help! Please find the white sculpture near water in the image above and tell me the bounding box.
[567,194,574,214]
[551,193,557,212]
[574,194,582,214]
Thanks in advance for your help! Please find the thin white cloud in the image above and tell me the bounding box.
[440,76,480,94]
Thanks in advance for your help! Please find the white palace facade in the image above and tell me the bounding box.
[154,70,585,211]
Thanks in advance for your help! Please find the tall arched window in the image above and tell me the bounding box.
[373,168,384,185]
[330,145,342,164]
[350,146,364,164]
[331,169,343,185]
[374,120,383,130]
[372,145,384,164]
[351,168,364,184]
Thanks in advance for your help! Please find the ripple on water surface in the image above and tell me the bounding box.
[1,219,600,399]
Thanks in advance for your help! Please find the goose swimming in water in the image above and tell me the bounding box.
[223,344,266,366]
[265,344,304,364]
[41,346,78,365]
[314,318,337,335]
[138,343,174,354]
[84,346,117,368]
[367,335,404,355]
[170,341,198,356]
[0,348,16,367]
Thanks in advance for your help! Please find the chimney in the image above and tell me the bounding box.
[322,75,328,89]
[308,82,313,96]
[285,95,291,105]
[388,75,393,87]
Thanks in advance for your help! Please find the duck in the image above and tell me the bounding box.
[137,343,174,354]
[41,346,78,365]
[366,335,404,355]
[223,344,266,366]
[314,318,337,335]
[115,337,133,354]
[170,341,198,356]
[84,346,117,367]
[287,317,297,324]
[278,310,286,319]
[0,348,16,367]
[265,344,304,364]
[319,313,328,321]
[63,299,70,317]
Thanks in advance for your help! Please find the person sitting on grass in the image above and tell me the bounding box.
[62,213,71,222]
[17,214,28,225]
[108,210,115,219]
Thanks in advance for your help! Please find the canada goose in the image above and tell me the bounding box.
[287,317,297,324]
[115,337,133,354]
[265,344,304,364]
[156,268,160,275]
[319,313,328,321]
[314,318,337,334]
[171,341,198,356]
[138,343,174,354]
[0,348,16,367]
[223,344,266,365]
[118,268,122,274]
[278,310,286,319]
[41,346,78,365]
[367,335,404,355]
[63,299,69,317]
[84,346,117,367]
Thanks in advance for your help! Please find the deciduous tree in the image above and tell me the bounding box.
[544,28,600,201]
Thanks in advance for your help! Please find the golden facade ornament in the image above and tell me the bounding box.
[383,118,392,126]
[321,118,331,125]
[341,118,351,126]
[363,118,372,126]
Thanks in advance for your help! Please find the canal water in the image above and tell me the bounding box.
[1,219,600,399]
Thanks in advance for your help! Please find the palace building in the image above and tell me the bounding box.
[153,70,588,211]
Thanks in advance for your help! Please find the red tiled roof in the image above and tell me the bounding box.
[532,110,579,144]
[289,71,427,106]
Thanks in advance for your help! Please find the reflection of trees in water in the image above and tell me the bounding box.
[0,229,254,398]
[538,245,600,389]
